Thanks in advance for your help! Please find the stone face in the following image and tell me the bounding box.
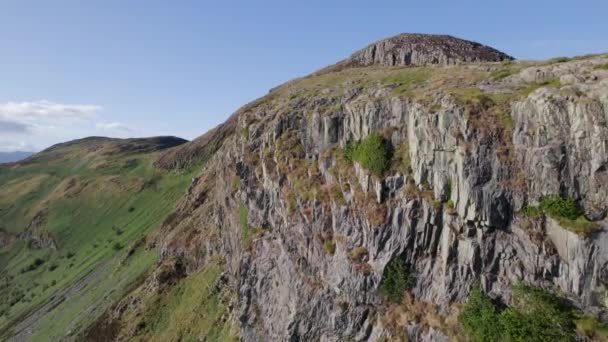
[100,40,608,341]
[321,33,512,74]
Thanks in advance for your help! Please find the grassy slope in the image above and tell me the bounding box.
[0,139,196,340]
[124,261,238,342]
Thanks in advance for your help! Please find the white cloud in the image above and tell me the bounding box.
[0,100,104,152]
[0,100,101,121]
[96,122,132,132]
[0,140,36,153]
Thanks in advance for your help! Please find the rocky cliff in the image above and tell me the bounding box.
[92,35,608,341]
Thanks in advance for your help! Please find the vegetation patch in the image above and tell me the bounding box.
[108,262,237,341]
[345,133,390,177]
[323,239,336,255]
[594,63,608,70]
[348,246,368,263]
[521,78,562,96]
[460,283,578,342]
[389,141,411,175]
[522,195,599,236]
[379,256,414,303]
[574,313,608,341]
[548,56,572,64]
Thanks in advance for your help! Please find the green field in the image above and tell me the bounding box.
[0,138,196,340]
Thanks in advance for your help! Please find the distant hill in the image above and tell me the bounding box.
[0,151,34,164]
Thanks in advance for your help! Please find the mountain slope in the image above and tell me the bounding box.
[84,35,608,341]
[0,136,196,340]
[4,34,608,341]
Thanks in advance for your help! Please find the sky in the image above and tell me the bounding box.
[0,0,606,152]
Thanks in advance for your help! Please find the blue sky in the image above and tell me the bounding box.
[0,0,606,152]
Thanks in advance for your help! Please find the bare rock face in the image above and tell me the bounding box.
[324,33,512,73]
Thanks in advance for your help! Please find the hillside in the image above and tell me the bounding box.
[0,136,195,340]
[4,34,608,341]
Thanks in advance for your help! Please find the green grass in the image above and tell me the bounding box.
[0,143,197,339]
[121,262,238,341]
[548,56,572,64]
[574,313,608,341]
[31,247,157,341]
[595,63,608,70]
[521,195,599,236]
[382,68,432,95]
[521,78,562,96]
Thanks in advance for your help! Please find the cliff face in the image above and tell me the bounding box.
[96,36,608,341]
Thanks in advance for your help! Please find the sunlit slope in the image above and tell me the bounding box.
[0,136,196,340]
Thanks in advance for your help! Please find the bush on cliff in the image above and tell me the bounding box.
[522,195,598,236]
[379,256,413,303]
[344,133,390,177]
[459,284,502,342]
[460,283,577,342]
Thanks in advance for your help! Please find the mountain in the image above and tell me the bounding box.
[0,136,190,341]
[4,34,608,341]
[0,151,34,164]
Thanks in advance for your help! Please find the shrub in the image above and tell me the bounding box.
[521,195,599,236]
[460,284,502,342]
[538,195,580,220]
[112,242,123,251]
[344,133,390,177]
[504,284,575,341]
[323,240,336,255]
[21,257,46,273]
[460,283,577,342]
[379,256,414,303]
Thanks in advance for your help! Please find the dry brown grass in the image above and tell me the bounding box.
[0,173,50,207]
[381,293,464,341]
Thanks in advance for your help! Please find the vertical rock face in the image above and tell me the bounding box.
[102,36,608,341]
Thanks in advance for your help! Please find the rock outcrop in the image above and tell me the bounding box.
[319,33,512,75]
[94,35,608,341]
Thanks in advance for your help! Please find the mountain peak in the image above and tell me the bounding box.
[321,33,512,73]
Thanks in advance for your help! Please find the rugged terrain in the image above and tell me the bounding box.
[3,33,608,341]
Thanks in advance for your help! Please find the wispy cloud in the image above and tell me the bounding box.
[96,122,132,132]
[0,100,104,152]
[0,140,36,153]
[0,100,101,121]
